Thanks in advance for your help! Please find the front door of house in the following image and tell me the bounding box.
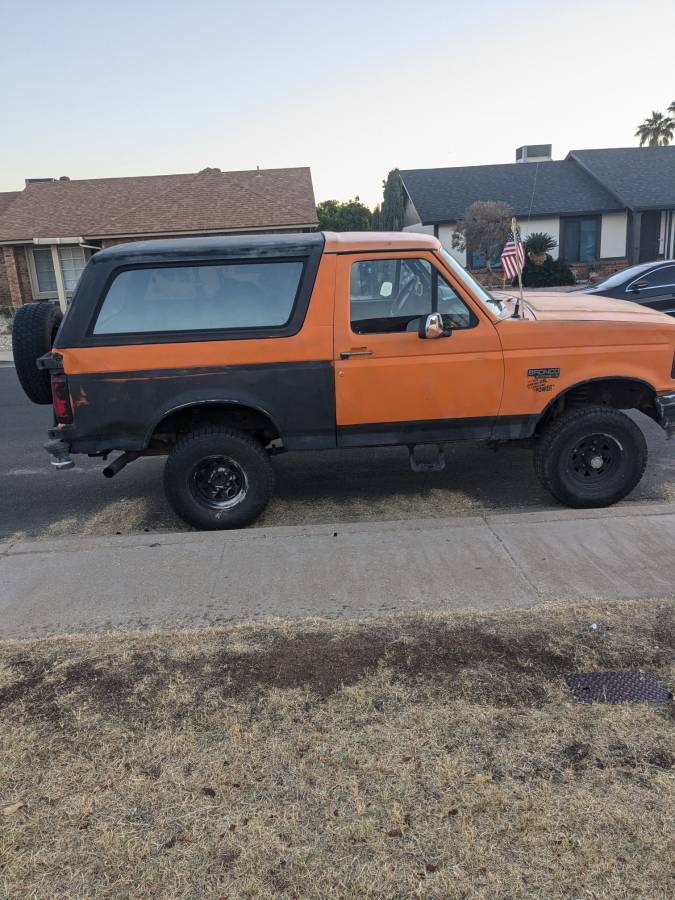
[639,211,661,262]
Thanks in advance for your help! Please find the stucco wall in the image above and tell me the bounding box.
[402,222,468,266]
[518,217,560,259]
[600,211,628,258]
[406,216,562,266]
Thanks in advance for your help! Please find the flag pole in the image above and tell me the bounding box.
[512,216,524,318]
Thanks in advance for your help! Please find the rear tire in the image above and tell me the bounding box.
[12,302,63,404]
[164,427,274,529]
[534,406,647,508]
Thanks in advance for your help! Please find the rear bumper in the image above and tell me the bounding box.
[655,391,675,438]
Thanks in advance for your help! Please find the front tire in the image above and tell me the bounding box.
[534,406,647,508]
[164,427,274,529]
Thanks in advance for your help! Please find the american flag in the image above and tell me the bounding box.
[500,228,525,279]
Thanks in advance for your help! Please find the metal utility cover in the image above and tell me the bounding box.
[565,671,671,704]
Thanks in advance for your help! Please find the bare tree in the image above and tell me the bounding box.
[452,201,513,269]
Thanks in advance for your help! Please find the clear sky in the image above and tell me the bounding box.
[1,0,673,207]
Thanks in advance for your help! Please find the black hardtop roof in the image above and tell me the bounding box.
[92,231,325,264]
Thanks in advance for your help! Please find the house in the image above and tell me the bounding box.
[401,145,675,275]
[0,167,317,311]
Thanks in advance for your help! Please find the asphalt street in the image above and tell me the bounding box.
[1,364,674,540]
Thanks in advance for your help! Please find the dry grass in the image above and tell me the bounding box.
[1,600,673,898]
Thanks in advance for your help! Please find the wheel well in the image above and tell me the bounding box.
[148,403,281,449]
[537,378,658,432]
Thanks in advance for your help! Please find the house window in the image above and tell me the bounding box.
[469,250,501,270]
[59,246,88,292]
[26,246,88,300]
[31,248,58,294]
[560,217,599,263]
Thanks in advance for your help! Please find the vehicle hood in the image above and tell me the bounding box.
[494,290,671,324]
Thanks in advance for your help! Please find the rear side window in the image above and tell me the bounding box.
[93,260,304,335]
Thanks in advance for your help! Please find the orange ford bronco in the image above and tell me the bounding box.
[12,231,675,529]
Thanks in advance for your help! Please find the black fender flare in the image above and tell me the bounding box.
[143,398,284,447]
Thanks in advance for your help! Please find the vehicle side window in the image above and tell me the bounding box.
[93,260,304,335]
[350,258,475,335]
[638,265,675,288]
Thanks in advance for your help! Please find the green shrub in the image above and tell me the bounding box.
[517,256,576,287]
[525,232,558,255]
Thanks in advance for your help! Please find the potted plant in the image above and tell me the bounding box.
[526,232,557,266]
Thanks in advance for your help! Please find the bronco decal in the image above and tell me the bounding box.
[527,367,560,393]
[527,367,560,379]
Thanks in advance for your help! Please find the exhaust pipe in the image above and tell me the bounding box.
[102,452,139,478]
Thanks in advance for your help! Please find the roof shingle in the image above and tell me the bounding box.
[0,168,317,242]
[400,160,621,223]
[0,191,20,217]
[568,147,675,210]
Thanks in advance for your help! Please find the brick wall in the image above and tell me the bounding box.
[0,253,11,312]
[568,259,628,282]
[1,247,33,310]
[15,246,33,302]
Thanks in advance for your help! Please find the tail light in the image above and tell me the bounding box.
[51,374,73,424]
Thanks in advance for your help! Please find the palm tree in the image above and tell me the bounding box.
[635,111,674,147]
[669,100,675,116]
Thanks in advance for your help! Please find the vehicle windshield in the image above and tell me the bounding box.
[439,249,508,318]
[591,263,650,290]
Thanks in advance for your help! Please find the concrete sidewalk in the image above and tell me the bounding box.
[0,350,14,366]
[1,502,674,639]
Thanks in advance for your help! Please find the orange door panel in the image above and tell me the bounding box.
[333,252,504,446]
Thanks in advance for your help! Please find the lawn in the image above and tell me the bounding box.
[1,599,673,898]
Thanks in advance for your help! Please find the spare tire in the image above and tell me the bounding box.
[12,302,63,405]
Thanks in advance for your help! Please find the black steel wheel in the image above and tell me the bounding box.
[565,432,624,486]
[534,406,648,508]
[190,455,249,510]
[164,427,274,529]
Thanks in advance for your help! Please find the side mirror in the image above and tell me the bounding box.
[628,280,649,292]
[418,312,452,339]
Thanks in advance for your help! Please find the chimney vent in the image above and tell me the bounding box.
[25,177,56,186]
[515,144,552,163]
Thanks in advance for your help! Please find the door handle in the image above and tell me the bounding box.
[340,349,373,359]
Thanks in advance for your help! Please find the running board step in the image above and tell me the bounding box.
[409,444,446,473]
